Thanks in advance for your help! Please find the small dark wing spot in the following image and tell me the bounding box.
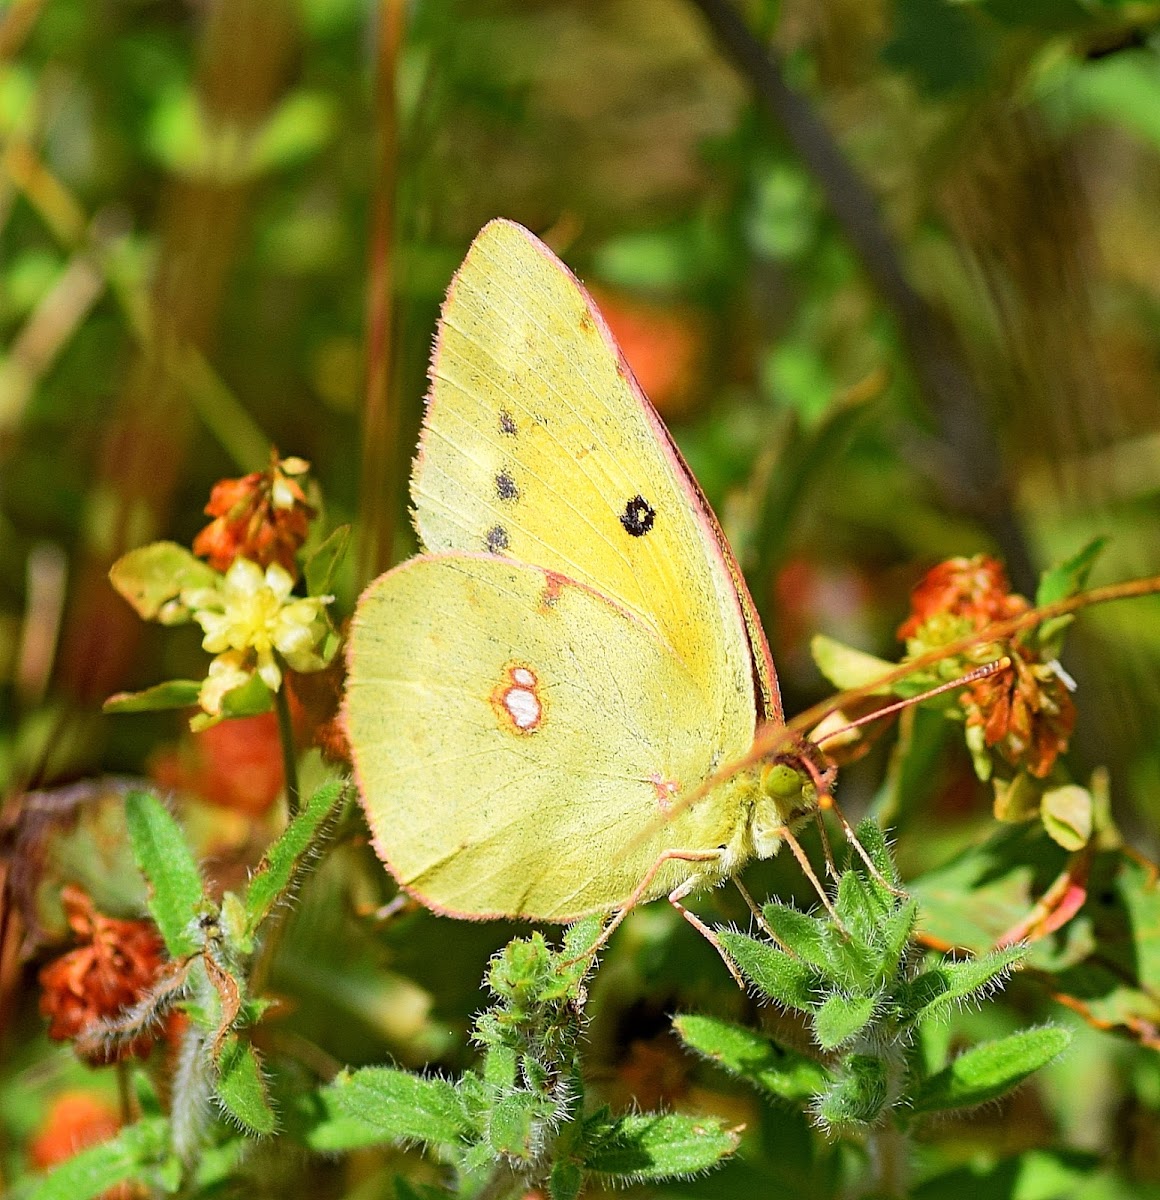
[486,524,510,553]
[620,495,656,537]
[499,410,517,436]
[495,470,519,501]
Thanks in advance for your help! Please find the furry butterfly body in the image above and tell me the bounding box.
[343,220,798,922]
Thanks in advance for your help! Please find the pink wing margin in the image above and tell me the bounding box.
[510,220,784,728]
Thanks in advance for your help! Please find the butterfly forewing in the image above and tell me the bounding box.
[412,219,767,748]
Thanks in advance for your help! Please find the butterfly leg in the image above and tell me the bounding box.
[778,825,850,937]
[732,877,787,950]
[819,795,907,898]
[667,876,749,990]
[565,848,723,967]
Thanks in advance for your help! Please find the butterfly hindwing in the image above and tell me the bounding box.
[344,554,748,919]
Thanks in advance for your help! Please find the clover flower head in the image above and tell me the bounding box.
[185,558,333,714]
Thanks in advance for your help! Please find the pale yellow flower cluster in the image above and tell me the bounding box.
[183,558,333,716]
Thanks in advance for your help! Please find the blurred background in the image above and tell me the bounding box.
[3,0,1160,1193]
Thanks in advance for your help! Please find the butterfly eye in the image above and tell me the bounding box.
[620,495,656,537]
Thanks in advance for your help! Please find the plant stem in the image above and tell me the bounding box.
[275,680,299,819]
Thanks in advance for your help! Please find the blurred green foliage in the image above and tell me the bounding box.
[4,0,1160,1197]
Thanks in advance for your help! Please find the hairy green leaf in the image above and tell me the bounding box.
[814,1054,889,1128]
[216,1035,277,1136]
[673,1013,828,1100]
[125,790,203,957]
[487,1092,545,1160]
[25,1117,170,1200]
[584,1112,739,1181]
[243,780,344,935]
[758,903,834,973]
[910,1026,1072,1114]
[719,930,820,1011]
[813,993,879,1050]
[549,1160,584,1200]
[327,1067,470,1147]
[907,944,1026,1024]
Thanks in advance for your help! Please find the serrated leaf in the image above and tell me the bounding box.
[718,931,820,1011]
[327,1067,470,1147]
[243,780,344,935]
[109,541,218,619]
[906,944,1025,1024]
[584,1112,739,1180]
[125,790,203,957]
[1041,784,1093,852]
[216,1035,277,1136]
[26,1117,170,1200]
[814,1054,889,1128]
[304,524,350,597]
[758,903,834,973]
[103,679,202,713]
[811,634,896,691]
[813,992,878,1050]
[673,1013,828,1100]
[1035,538,1107,607]
[910,1026,1072,1114]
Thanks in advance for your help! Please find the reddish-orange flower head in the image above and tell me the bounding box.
[963,649,1077,779]
[193,453,314,575]
[38,886,169,1064]
[898,555,1027,644]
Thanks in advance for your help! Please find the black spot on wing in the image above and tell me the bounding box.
[620,495,656,538]
[496,470,519,501]
[499,409,517,436]
[486,524,510,553]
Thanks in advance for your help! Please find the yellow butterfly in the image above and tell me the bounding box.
[342,219,822,956]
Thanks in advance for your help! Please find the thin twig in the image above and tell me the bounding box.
[275,681,300,820]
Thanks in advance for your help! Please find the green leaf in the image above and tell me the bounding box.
[673,1013,828,1100]
[811,634,896,692]
[549,1160,584,1200]
[108,541,218,620]
[125,790,203,957]
[814,1054,889,1128]
[327,1067,470,1147]
[243,780,344,935]
[220,672,275,718]
[813,993,879,1051]
[216,1035,277,1136]
[910,1025,1072,1114]
[103,679,203,713]
[25,1117,170,1200]
[304,524,351,597]
[487,1092,545,1160]
[1035,538,1107,607]
[906,945,1025,1025]
[1040,784,1093,852]
[758,902,834,973]
[251,91,337,172]
[718,931,820,1011]
[584,1112,739,1181]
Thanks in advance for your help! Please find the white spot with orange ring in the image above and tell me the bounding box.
[491,662,544,734]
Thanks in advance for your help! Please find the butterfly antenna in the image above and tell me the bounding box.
[819,656,1012,745]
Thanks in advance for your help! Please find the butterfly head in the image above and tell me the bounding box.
[750,746,836,859]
